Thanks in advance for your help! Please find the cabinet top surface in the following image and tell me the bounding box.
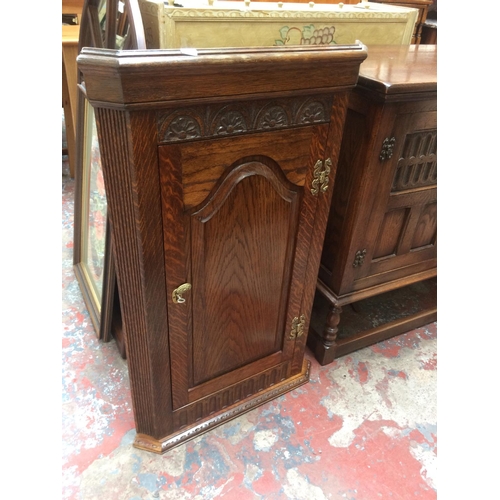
[358,45,437,96]
[78,44,367,105]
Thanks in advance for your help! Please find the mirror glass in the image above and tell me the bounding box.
[98,0,129,49]
[116,2,130,48]
[98,0,107,34]
[81,100,108,306]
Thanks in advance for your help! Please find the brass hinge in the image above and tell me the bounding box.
[353,249,367,268]
[311,158,332,196]
[289,314,306,340]
[380,137,396,161]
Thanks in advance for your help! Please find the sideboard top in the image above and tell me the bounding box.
[357,45,437,97]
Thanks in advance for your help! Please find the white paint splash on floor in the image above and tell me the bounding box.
[322,337,437,449]
[253,429,279,451]
[283,468,327,500]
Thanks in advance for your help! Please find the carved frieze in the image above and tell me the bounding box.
[158,95,333,143]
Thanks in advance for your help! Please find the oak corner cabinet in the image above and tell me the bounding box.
[307,44,437,366]
[77,44,367,453]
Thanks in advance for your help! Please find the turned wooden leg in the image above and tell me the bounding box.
[307,302,343,366]
[323,304,342,347]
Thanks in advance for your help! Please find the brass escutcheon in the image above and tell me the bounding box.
[172,283,192,304]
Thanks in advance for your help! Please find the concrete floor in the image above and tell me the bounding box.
[62,154,437,500]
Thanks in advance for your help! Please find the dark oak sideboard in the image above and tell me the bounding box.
[77,44,367,453]
[307,44,437,365]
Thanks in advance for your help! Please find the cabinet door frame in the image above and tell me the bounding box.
[159,126,329,410]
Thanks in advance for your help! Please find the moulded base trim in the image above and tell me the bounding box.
[133,359,311,454]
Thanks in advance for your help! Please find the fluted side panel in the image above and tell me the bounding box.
[95,108,157,437]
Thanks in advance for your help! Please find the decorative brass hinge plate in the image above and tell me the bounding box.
[311,158,332,196]
[353,249,367,268]
[380,137,396,161]
[290,314,306,340]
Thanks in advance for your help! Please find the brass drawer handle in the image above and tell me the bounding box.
[172,283,192,304]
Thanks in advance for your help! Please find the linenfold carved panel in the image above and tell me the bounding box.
[157,95,333,143]
[392,130,437,192]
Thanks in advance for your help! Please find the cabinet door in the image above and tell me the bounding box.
[351,108,437,290]
[159,126,328,411]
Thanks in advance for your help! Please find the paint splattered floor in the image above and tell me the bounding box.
[62,154,437,500]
